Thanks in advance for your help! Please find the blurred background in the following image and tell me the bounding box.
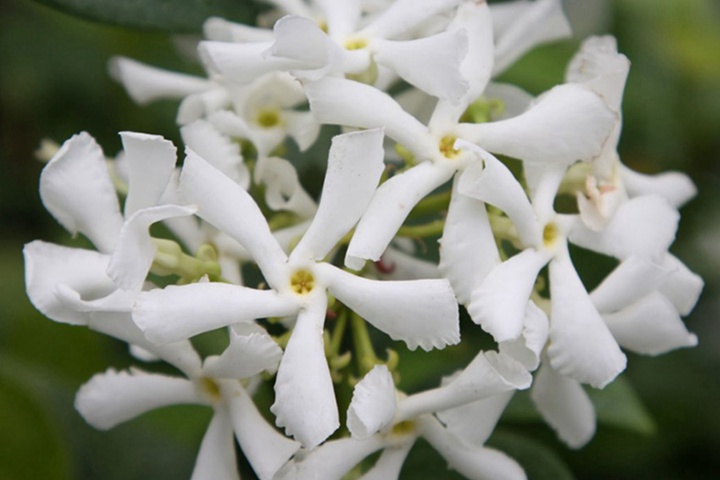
[1,0,719,478]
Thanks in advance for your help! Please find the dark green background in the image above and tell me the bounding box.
[1,0,719,478]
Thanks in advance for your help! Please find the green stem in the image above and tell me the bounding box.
[350,311,378,376]
[407,190,452,220]
[397,219,445,238]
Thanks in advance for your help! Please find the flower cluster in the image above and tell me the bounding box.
[25,0,702,479]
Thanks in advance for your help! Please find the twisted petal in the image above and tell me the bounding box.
[268,15,343,78]
[437,391,514,447]
[272,292,339,448]
[499,300,549,371]
[203,17,275,42]
[358,441,414,480]
[455,84,617,165]
[361,0,463,39]
[180,149,288,288]
[223,382,300,480]
[291,129,385,262]
[345,161,455,269]
[321,265,460,351]
[191,408,239,480]
[108,205,197,291]
[40,132,123,253]
[347,365,397,439]
[74,368,199,430]
[468,249,549,342]
[603,292,698,356]
[283,110,322,151]
[590,256,670,313]
[621,164,698,208]
[530,361,595,448]
[658,254,704,316]
[547,251,626,388]
[199,41,308,83]
[203,324,283,378]
[257,157,317,217]
[109,56,212,105]
[133,283,299,344]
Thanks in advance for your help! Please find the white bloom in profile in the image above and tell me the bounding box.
[133,128,460,448]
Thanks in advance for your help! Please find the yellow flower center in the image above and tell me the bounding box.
[344,37,368,50]
[290,269,315,295]
[543,222,559,248]
[201,377,222,402]
[391,420,416,436]
[439,135,460,159]
[256,109,282,128]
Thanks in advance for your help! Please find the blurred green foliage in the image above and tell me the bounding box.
[1,0,719,479]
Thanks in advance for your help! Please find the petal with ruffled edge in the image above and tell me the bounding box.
[397,351,531,421]
[621,164,698,208]
[603,292,698,355]
[256,157,317,218]
[134,283,299,344]
[272,292,339,448]
[347,365,397,439]
[530,360,595,449]
[304,76,436,160]
[547,251,626,388]
[420,415,527,480]
[321,264,459,351]
[191,407,239,480]
[455,83,617,165]
[180,149,288,288]
[291,129,385,262]
[109,56,213,105]
[275,436,387,480]
[658,254,704,316]
[360,0,463,39]
[180,120,249,190]
[24,241,118,325]
[75,368,199,430]
[120,132,178,217]
[499,300,549,371]
[456,143,540,246]
[569,195,679,261]
[437,391,514,447]
[345,161,455,270]
[107,205,197,291]
[439,176,500,306]
[222,381,300,480]
[468,249,549,342]
[374,29,469,102]
[203,324,283,378]
[40,132,123,253]
[590,256,670,313]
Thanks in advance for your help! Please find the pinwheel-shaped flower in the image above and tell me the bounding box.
[134,128,460,448]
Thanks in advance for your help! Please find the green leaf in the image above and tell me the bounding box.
[30,0,261,32]
[488,431,575,480]
[589,375,657,435]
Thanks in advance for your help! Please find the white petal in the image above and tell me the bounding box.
[39,132,123,253]
[223,382,300,480]
[180,120,249,190]
[120,132,178,217]
[420,415,527,480]
[304,77,436,159]
[499,300,550,371]
[438,176,500,306]
[315,0,360,39]
[108,56,213,105]
[268,15,343,73]
[658,254,704,316]
[345,161,455,269]
[603,292,698,355]
[361,0,463,39]
[455,83,617,165]
[590,256,670,313]
[133,283,299,344]
[275,436,386,480]
[374,29,469,101]
[191,408,239,480]
[468,249,549,342]
[547,252,626,388]
[347,365,397,439]
[203,17,276,42]
[621,164,698,208]
[456,144,540,246]
[271,293,339,448]
[180,149,288,288]
[256,157,317,217]
[530,361,595,448]
[358,442,414,480]
[283,110,322,151]
[569,195,679,260]
[108,205,196,291]
[437,391,514,447]
[397,351,531,421]
[177,87,230,125]
[483,82,534,119]
[24,241,117,325]
[322,265,459,351]
[377,246,441,280]
[492,0,571,75]
[203,324,283,378]
[198,41,309,83]
[292,129,385,262]
[74,368,198,430]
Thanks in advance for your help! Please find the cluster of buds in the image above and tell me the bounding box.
[25,1,702,478]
